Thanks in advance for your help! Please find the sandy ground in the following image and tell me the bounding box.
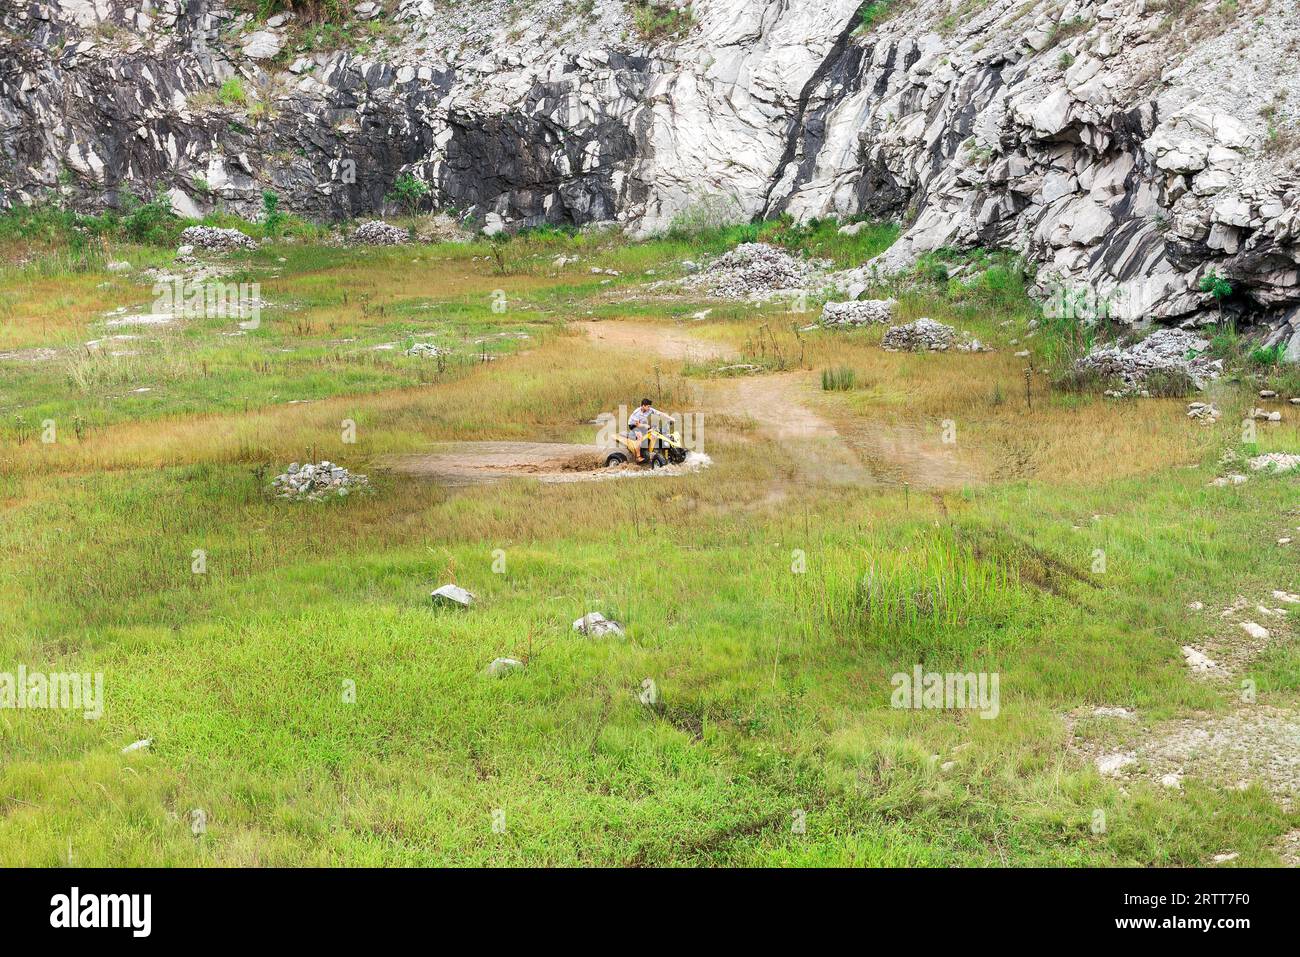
[383,440,711,485]
[384,441,607,485]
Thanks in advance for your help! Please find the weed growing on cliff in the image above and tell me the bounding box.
[630,1,693,43]
[218,77,248,107]
[855,1,899,34]
[1199,270,1233,325]
[387,173,431,215]
[667,193,747,238]
[251,0,348,24]
[1047,15,1092,47]
[118,191,181,245]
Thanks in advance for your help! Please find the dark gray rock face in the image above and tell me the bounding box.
[2,0,1299,349]
[0,1,643,228]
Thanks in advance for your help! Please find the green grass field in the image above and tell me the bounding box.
[1,212,1297,866]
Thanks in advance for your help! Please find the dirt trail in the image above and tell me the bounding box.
[384,440,711,485]
[583,320,978,491]
[701,372,870,487]
[385,441,605,485]
[386,318,980,490]
[576,320,734,362]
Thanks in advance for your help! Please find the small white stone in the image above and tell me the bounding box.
[573,612,624,637]
[431,584,475,608]
[241,30,282,60]
[486,657,523,676]
[1182,646,1217,672]
[1097,752,1136,777]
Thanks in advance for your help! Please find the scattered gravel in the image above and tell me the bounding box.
[1096,752,1137,777]
[1076,703,1300,802]
[680,243,826,301]
[179,225,259,252]
[1134,708,1300,802]
[271,461,369,500]
[351,220,410,245]
[1239,621,1271,641]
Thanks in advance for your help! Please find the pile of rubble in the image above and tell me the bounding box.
[681,243,826,301]
[271,461,369,500]
[881,318,986,353]
[1074,329,1221,393]
[351,220,409,245]
[821,298,897,326]
[1249,452,1300,474]
[405,342,446,358]
[178,226,259,253]
[414,213,469,244]
[1186,401,1222,423]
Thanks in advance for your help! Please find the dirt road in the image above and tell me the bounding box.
[582,319,979,490]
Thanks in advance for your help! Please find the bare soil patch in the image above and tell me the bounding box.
[384,441,711,485]
[576,320,735,363]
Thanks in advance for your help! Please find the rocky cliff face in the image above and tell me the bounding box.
[2,0,1298,347]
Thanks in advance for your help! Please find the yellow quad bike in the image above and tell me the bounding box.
[605,425,689,469]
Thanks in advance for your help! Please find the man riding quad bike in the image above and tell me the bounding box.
[604,399,688,469]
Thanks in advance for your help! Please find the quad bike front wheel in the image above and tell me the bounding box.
[650,454,667,469]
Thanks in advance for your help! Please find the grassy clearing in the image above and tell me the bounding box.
[1,217,1297,866]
